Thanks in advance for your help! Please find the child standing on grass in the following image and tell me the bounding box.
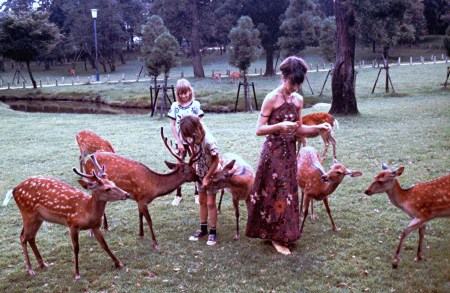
[167,78,204,206]
[179,115,220,246]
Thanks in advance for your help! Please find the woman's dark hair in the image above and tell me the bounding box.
[279,56,309,85]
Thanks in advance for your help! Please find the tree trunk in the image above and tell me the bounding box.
[26,60,37,89]
[330,0,359,115]
[264,44,275,76]
[190,0,205,77]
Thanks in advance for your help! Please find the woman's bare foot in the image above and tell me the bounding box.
[272,241,291,255]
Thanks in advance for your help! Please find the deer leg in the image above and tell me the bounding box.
[91,228,123,269]
[415,224,427,262]
[69,227,81,280]
[393,218,424,269]
[217,189,225,214]
[232,197,240,240]
[20,227,35,276]
[320,133,330,159]
[323,197,337,232]
[27,219,47,268]
[310,201,316,223]
[138,209,144,238]
[138,202,160,251]
[329,134,337,159]
[102,212,109,231]
[299,196,311,237]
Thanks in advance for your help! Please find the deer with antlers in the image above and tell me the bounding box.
[296,112,338,159]
[83,127,201,250]
[205,153,254,240]
[365,163,450,268]
[10,155,129,279]
[297,146,361,236]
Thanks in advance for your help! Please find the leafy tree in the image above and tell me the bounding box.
[141,15,167,89]
[330,0,358,115]
[354,0,416,92]
[228,15,261,112]
[278,0,323,58]
[142,15,179,118]
[0,11,62,88]
[423,0,449,34]
[151,0,219,78]
[317,0,334,17]
[319,17,336,62]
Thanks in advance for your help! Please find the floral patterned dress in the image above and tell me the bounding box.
[245,102,300,244]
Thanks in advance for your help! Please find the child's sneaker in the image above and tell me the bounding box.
[194,194,200,205]
[171,196,182,206]
[189,230,207,241]
[206,234,217,246]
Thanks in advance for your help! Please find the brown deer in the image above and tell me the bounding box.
[68,68,76,76]
[230,72,241,83]
[364,163,450,268]
[296,112,338,159]
[76,129,115,173]
[205,153,254,240]
[83,127,201,250]
[212,72,222,82]
[11,155,129,279]
[297,146,361,236]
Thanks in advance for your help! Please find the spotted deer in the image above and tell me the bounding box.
[365,163,450,268]
[76,129,115,173]
[206,153,254,240]
[83,127,201,250]
[10,156,129,279]
[297,146,361,236]
[296,112,338,159]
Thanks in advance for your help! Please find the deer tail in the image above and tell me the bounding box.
[3,189,13,206]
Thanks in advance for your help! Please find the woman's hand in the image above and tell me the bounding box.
[278,121,298,135]
[202,176,210,188]
[317,122,332,131]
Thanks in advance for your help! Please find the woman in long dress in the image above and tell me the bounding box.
[245,56,331,255]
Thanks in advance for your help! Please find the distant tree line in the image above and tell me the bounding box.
[0,0,449,114]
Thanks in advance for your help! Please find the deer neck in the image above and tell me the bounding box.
[151,168,190,197]
[385,179,408,209]
[85,193,107,221]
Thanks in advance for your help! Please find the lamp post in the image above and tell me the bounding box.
[91,9,99,82]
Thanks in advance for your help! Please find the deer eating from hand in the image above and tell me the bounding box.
[364,163,450,268]
[297,146,361,236]
[205,153,254,240]
[83,127,201,250]
[296,112,338,159]
[11,155,129,279]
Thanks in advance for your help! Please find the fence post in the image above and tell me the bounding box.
[23,81,26,88]
[40,80,42,87]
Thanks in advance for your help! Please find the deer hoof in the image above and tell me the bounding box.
[27,269,36,276]
[153,243,161,251]
[115,262,124,269]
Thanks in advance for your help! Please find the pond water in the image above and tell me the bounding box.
[1,99,151,115]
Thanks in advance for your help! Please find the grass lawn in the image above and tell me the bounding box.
[0,52,449,292]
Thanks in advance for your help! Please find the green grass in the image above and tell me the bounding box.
[0,49,449,291]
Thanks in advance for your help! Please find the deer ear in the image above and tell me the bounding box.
[77,179,95,189]
[164,160,177,170]
[348,170,362,177]
[382,162,389,170]
[393,167,405,177]
[223,160,236,171]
